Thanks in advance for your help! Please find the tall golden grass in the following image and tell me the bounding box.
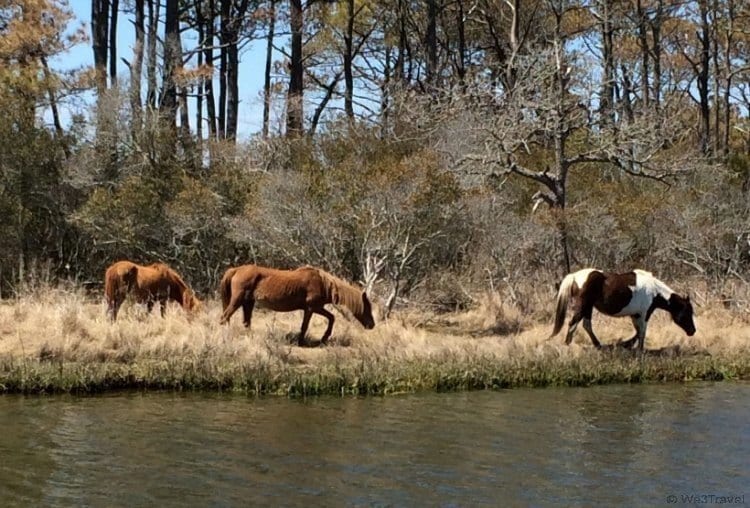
[0,285,748,395]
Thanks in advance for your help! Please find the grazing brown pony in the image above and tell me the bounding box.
[219,264,375,346]
[104,260,202,321]
[550,268,696,350]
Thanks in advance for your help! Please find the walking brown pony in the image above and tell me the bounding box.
[104,260,202,321]
[550,268,695,350]
[219,264,376,346]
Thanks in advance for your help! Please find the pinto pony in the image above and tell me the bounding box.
[104,260,202,321]
[550,268,696,350]
[219,264,375,346]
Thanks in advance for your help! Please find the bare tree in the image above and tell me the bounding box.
[446,1,697,272]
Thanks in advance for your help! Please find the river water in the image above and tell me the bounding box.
[0,382,748,507]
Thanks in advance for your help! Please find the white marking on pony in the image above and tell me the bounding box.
[613,269,674,317]
[558,268,598,296]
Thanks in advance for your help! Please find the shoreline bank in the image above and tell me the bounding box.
[2,294,748,396]
[2,349,748,396]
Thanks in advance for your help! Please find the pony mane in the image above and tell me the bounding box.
[634,269,674,299]
[314,268,364,317]
[155,263,194,305]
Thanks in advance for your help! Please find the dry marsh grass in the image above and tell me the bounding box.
[0,287,748,395]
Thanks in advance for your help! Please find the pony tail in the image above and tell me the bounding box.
[551,273,575,337]
[104,268,119,305]
[219,268,238,309]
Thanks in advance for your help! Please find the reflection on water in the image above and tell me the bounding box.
[0,383,748,507]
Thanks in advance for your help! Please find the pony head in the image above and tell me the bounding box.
[183,289,203,313]
[357,292,376,330]
[670,293,696,336]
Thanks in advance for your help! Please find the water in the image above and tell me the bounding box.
[0,383,748,507]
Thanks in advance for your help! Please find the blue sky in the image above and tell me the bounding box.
[52,0,275,138]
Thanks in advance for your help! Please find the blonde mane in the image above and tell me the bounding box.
[314,268,365,318]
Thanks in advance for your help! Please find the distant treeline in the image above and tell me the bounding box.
[0,0,748,309]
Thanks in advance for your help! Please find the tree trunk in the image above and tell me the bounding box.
[146,0,159,109]
[599,0,615,126]
[722,0,735,155]
[286,0,304,136]
[224,0,250,141]
[41,56,69,157]
[343,0,355,120]
[506,0,520,91]
[196,0,204,141]
[381,45,391,137]
[425,0,437,86]
[395,0,407,83]
[109,0,119,86]
[636,0,649,109]
[555,209,571,274]
[204,0,218,140]
[218,0,229,138]
[160,0,179,127]
[130,0,144,139]
[697,0,711,154]
[91,0,109,95]
[650,6,662,109]
[455,0,466,87]
[262,0,276,139]
[226,37,240,141]
[710,0,721,154]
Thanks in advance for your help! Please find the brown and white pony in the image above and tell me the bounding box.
[550,268,695,350]
[104,260,202,321]
[219,264,375,346]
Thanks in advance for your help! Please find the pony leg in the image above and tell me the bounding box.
[316,308,336,345]
[564,311,583,345]
[566,298,598,347]
[635,317,648,351]
[581,318,602,349]
[219,292,244,325]
[108,298,123,322]
[620,316,647,350]
[564,298,584,345]
[619,317,641,349]
[159,298,167,318]
[297,310,313,347]
[241,299,255,328]
[564,318,580,345]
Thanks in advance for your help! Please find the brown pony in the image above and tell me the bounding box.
[219,264,375,346]
[104,260,202,321]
